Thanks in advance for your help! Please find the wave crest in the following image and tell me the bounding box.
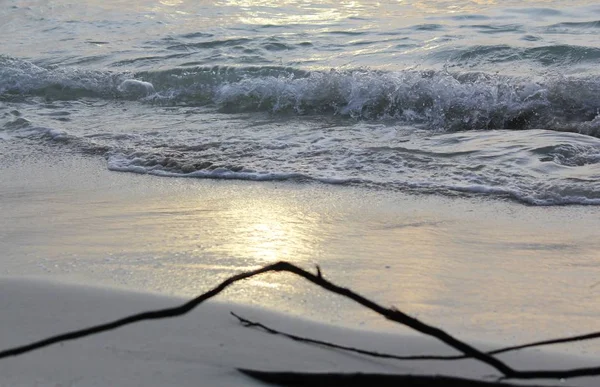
[3,56,600,135]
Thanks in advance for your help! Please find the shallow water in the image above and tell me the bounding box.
[2,0,600,204]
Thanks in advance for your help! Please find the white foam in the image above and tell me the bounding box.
[117,79,156,98]
[106,153,306,181]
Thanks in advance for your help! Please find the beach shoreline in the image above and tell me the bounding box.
[1,144,600,350]
[3,0,600,384]
[2,142,600,385]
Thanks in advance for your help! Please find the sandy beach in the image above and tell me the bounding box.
[1,142,600,385]
[3,0,600,385]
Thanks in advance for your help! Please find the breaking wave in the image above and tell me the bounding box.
[2,56,600,135]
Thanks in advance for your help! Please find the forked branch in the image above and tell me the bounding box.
[0,261,599,381]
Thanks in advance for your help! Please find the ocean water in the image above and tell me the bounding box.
[2,0,600,205]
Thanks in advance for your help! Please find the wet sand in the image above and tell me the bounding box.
[1,145,600,353]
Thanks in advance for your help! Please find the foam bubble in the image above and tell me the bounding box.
[117,79,156,98]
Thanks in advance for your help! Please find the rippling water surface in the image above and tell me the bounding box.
[2,0,600,204]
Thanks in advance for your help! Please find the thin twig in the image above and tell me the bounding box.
[489,333,600,356]
[232,312,600,361]
[231,312,464,361]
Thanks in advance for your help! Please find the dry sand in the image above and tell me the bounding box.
[0,277,599,386]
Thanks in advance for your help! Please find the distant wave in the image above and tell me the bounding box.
[2,56,600,136]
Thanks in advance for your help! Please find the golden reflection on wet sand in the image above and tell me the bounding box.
[204,196,324,264]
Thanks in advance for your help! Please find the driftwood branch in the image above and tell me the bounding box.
[238,369,564,387]
[0,261,599,381]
